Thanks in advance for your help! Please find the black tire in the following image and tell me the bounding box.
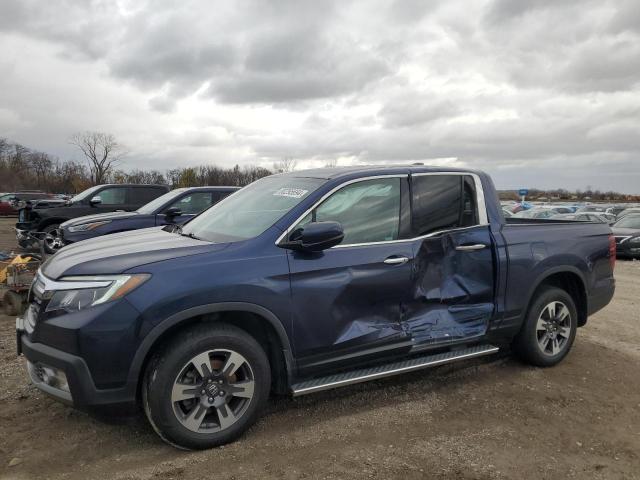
[42,224,62,254]
[512,286,578,367]
[143,323,271,450]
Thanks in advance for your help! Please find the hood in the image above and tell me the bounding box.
[41,227,227,279]
[27,203,76,218]
[611,227,640,236]
[61,211,141,228]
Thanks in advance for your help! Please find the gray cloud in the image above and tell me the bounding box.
[0,0,639,193]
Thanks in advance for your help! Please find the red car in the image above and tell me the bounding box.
[0,192,53,216]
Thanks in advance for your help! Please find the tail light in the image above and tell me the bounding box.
[609,234,616,272]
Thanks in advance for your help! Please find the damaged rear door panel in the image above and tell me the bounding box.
[404,227,495,346]
[402,173,495,347]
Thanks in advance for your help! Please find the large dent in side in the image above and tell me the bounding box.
[403,232,494,343]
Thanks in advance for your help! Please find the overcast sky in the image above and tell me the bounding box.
[1,0,639,193]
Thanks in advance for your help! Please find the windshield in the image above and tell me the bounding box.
[137,188,187,214]
[619,209,640,219]
[181,176,325,242]
[69,185,103,204]
[614,216,640,229]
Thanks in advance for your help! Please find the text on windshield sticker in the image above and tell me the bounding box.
[273,188,308,198]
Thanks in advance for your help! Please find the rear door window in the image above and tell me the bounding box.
[411,174,479,236]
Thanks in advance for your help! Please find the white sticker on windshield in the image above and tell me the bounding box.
[273,188,309,198]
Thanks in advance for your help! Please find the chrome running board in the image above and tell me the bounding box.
[291,344,499,396]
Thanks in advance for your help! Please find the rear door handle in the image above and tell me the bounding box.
[384,256,409,265]
[455,244,487,252]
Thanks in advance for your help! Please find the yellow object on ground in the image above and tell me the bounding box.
[0,255,32,283]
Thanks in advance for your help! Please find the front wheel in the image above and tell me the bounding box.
[143,323,271,450]
[512,286,578,367]
[42,224,63,254]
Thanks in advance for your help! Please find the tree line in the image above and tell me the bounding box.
[5,133,635,200]
[0,135,273,194]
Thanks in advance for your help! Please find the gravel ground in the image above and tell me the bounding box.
[0,217,639,480]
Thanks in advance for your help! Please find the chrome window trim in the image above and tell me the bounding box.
[275,172,490,248]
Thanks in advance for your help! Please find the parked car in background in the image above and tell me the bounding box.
[606,206,627,217]
[616,208,640,221]
[576,205,608,213]
[16,184,169,253]
[546,206,575,214]
[60,186,240,245]
[551,212,613,224]
[0,191,53,216]
[16,166,615,450]
[512,208,557,219]
[611,214,640,259]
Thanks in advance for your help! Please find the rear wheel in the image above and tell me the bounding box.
[143,323,270,450]
[512,286,577,367]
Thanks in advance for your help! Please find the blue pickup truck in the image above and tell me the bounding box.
[16,166,615,450]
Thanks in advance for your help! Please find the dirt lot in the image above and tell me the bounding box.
[0,217,639,480]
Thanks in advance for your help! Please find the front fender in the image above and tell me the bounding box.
[125,302,295,393]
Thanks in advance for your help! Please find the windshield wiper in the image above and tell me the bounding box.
[173,225,204,241]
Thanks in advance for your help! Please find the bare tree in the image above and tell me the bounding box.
[29,152,53,188]
[70,131,126,184]
[273,156,297,173]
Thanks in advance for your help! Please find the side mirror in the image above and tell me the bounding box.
[279,221,344,252]
[90,196,102,206]
[164,207,182,217]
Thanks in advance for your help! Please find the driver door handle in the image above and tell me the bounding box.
[384,256,409,265]
[455,244,487,252]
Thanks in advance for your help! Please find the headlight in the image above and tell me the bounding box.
[628,237,640,246]
[67,220,111,232]
[45,274,150,314]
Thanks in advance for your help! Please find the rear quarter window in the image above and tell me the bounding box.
[131,187,166,204]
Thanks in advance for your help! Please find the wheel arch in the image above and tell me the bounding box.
[37,217,68,230]
[523,267,588,327]
[129,302,295,400]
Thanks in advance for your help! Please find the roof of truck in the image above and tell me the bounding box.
[280,165,480,180]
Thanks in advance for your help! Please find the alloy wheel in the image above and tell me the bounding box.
[44,229,64,251]
[171,349,255,433]
[536,301,572,356]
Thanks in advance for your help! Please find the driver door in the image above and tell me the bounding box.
[287,176,414,375]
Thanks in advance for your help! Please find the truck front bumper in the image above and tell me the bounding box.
[17,331,137,410]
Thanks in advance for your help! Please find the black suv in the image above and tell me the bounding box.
[60,186,240,246]
[16,184,169,253]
